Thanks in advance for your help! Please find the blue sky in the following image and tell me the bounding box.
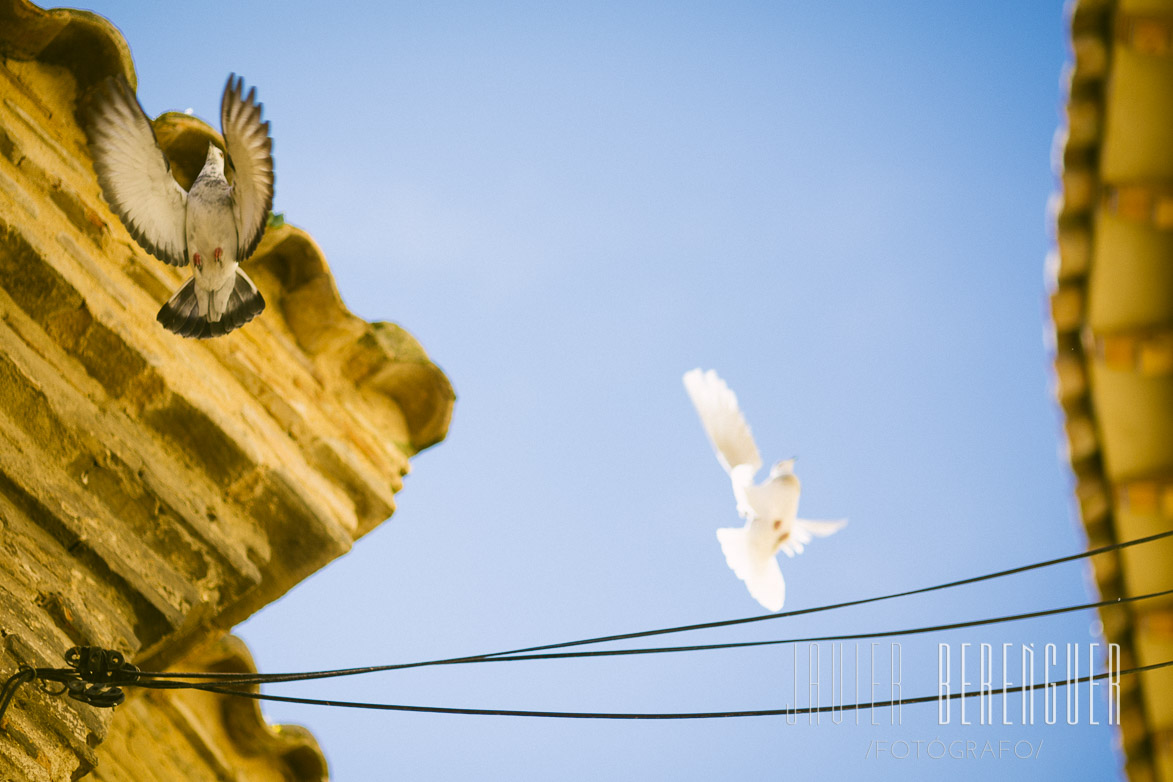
[73,1,1120,779]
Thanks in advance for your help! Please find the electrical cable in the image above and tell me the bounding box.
[132,587,1173,685]
[132,529,1173,686]
[131,658,1173,720]
[6,531,1169,725]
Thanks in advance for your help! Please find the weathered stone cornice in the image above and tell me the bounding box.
[0,0,453,778]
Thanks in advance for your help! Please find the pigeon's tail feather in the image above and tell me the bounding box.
[157,270,265,339]
[157,277,203,337]
[717,526,785,612]
[216,269,265,333]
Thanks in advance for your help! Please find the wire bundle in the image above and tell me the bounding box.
[2,529,1171,721]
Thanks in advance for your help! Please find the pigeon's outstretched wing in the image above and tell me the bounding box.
[683,369,762,476]
[780,518,848,558]
[221,74,274,261]
[717,526,785,612]
[85,77,188,267]
[684,369,763,516]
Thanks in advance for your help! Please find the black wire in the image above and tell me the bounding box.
[477,528,1173,657]
[135,658,1173,720]
[135,587,1173,686]
[136,529,1173,685]
[0,668,34,719]
[8,535,1167,725]
[376,587,1173,666]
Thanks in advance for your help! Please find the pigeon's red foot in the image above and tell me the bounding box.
[193,253,202,270]
[214,247,223,261]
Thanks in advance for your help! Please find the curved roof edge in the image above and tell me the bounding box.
[1049,0,1173,779]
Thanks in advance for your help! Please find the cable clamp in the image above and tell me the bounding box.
[0,646,139,723]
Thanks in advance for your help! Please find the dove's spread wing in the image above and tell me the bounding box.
[743,558,785,612]
[717,526,785,612]
[221,74,274,261]
[796,518,847,537]
[780,518,847,558]
[683,369,762,477]
[86,77,188,266]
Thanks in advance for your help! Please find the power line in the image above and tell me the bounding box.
[388,587,1173,666]
[131,587,1173,686]
[6,531,1167,725]
[139,659,1173,720]
[476,528,1173,658]
[136,529,1173,685]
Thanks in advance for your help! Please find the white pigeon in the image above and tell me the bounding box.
[85,74,273,338]
[683,368,846,611]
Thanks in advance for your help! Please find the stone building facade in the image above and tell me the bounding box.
[0,0,453,778]
[1051,0,1173,778]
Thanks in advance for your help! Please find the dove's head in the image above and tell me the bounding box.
[202,144,226,176]
[770,458,797,477]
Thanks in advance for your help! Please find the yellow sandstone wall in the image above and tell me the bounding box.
[1051,1,1173,779]
[0,1,453,778]
[91,638,330,782]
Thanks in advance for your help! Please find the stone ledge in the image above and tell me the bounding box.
[91,636,329,782]
[0,0,454,778]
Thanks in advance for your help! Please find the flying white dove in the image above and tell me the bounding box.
[85,74,273,338]
[683,368,846,611]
